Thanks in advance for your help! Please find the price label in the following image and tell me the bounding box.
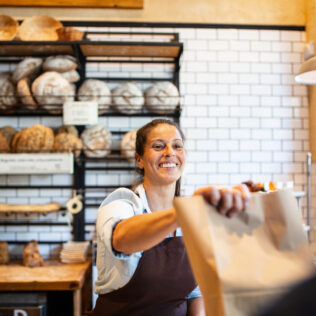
[63,101,98,125]
[0,153,74,174]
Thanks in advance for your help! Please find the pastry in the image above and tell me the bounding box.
[43,55,77,73]
[78,79,111,114]
[112,82,144,114]
[17,77,38,110]
[31,71,73,114]
[145,81,180,114]
[13,124,54,153]
[23,240,44,267]
[11,57,43,83]
[81,125,112,158]
[121,129,137,162]
[53,133,82,157]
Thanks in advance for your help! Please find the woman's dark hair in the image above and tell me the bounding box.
[134,119,185,197]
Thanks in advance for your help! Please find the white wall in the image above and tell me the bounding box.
[0,25,310,258]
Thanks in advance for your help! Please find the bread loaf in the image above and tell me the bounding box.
[0,125,16,146]
[60,69,80,83]
[0,76,17,112]
[43,55,77,73]
[121,129,137,162]
[78,79,111,115]
[145,81,180,114]
[55,125,78,138]
[0,133,10,153]
[53,133,82,157]
[81,125,112,158]
[0,202,61,213]
[13,124,54,153]
[0,241,9,265]
[112,82,144,114]
[31,71,73,114]
[23,240,44,267]
[17,77,38,110]
[11,57,42,83]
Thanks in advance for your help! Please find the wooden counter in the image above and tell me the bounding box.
[0,259,91,316]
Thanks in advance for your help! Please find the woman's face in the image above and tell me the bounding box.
[136,124,186,186]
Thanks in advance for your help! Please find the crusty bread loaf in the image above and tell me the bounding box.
[23,240,44,267]
[60,69,80,83]
[0,125,16,146]
[11,57,42,83]
[17,77,38,110]
[55,125,78,138]
[145,81,180,114]
[112,82,144,114]
[13,124,54,153]
[0,241,9,265]
[43,55,77,73]
[31,71,73,114]
[81,125,112,158]
[78,79,111,115]
[0,202,61,213]
[0,76,17,112]
[53,132,82,157]
[0,133,10,153]
[11,129,24,152]
[121,129,137,162]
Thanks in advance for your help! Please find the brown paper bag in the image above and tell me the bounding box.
[174,189,315,316]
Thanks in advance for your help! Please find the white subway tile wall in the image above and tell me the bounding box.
[1,26,313,258]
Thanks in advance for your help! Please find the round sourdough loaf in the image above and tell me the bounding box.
[17,77,38,110]
[31,71,73,114]
[13,124,54,153]
[81,124,112,158]
[121,129,137,163]
[55,125,79,138]
[11,57,43,83]
[43,55,77,73]
[145,81,180,114]
[53,132,82,157]
[78,79,111,115]
[0,125,16,146]
[60,69,80,83]
[0,75,17,112]
[112,82,144,114]
[0,133,10,153]
[0,14,18,41]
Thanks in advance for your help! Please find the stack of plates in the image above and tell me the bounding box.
[60,241,90,263]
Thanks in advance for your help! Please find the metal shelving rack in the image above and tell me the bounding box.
[0,28,183,244]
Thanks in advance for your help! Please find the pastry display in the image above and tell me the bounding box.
[53,132,82,157]
[17,77,38,110]
[0,241,9,265]
[112,82,144,114]
[43,55,78,73]
[121,129,137,162]
[145,81,180,114]
[18,15,62,41]
[81,124,112,158]
[12,124,54,153]
[31,71,73,114]
[11,57,43,84]
[23,240,44,267]
[78,79,111,114]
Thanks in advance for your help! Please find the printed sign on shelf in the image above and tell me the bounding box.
[0,153,74,174]
[63,101,98,125]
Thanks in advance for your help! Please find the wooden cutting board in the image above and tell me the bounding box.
[0,259,91,291]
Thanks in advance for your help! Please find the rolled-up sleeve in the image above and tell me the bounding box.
[187,285,202,299]
[97,199,142,260]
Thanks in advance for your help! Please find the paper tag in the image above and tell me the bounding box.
[0,153,74,174]
[63,101,98,125]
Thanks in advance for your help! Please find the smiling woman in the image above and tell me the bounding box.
[93,118,250,316]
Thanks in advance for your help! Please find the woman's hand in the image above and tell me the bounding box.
[193,184,250,218]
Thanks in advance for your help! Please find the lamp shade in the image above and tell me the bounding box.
[295,56,316,85]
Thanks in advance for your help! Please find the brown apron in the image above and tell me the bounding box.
[93,236,197,316]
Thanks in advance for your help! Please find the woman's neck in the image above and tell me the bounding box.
[143,180,176,212]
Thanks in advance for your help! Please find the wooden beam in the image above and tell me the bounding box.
[0,0,143,8]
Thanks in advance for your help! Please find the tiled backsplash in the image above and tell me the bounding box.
[0,25,312,257]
